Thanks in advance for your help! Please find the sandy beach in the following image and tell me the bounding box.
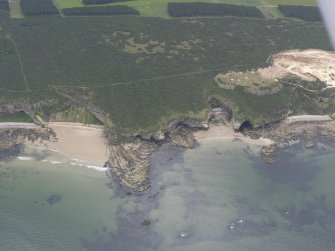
[193,124,274,147]
[31,122,109,166]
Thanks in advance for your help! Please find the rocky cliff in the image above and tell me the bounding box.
[107,97,233,191]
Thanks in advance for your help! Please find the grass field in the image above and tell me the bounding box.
[265,0,316,6]
[9,0,24,18]
[0,112,33,122]
[52,0,319,18]
[258,6,284,19]
[53,0,83,9]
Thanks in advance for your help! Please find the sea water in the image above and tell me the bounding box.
[0,140,335,250]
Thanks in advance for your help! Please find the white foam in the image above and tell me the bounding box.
[69,162,83,166]
[17,156,33,161]
[50,161,63,164]
[71,158,85,163]
[86,165,107,172]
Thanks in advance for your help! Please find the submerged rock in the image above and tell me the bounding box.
[141,218,151,226]
[103,161,112,168]
[47,194,62,205]
[261,144,277,165]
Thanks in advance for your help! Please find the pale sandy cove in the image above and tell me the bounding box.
[193,125,274,147]
[31,122,109,166]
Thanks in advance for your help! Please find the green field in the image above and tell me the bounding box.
[53,0,83,9]
[51,0,318,18]
[0,112,33,122]
[265,0,316,6]
[9,0,24,18]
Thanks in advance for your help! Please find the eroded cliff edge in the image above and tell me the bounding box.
[106,98,335,192]
[106,97,232,192]
[2,99,335,193]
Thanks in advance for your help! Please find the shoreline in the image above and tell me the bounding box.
[2,114,335,191]
[30,122,109,167]
[193,124,274,147]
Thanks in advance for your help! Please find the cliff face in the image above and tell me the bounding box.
[0,98,276,192]
[0,104,36,119]
[109,141,157,192]
[107,98,233,192]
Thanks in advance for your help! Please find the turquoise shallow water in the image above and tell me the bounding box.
[0,141,335,250]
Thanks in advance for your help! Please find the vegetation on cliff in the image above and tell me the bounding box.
[0,11,332,137]
[0,112,33,122]
[0,3,332,191]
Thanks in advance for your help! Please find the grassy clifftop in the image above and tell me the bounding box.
[0,11,332,136]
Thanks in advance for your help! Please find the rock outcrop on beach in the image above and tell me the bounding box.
[245,119,335,165]
[0,127,56,157]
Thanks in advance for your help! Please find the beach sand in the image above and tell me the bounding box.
[26,122,273,167]
[31,122,108,166]
[193,125,274,147]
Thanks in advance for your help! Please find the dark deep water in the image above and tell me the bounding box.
[1,140,335,250]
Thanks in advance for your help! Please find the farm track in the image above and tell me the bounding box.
[0,62,255,93]
[6,34,30,91]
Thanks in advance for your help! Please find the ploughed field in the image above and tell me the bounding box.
[0,11,333,136]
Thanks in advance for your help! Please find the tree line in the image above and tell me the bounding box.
[20,0,59,16]
[278,5,321,21]
[62,5,139,16]
[0,0,9,11]
[168,2,264,18]
[82,0,129,5]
